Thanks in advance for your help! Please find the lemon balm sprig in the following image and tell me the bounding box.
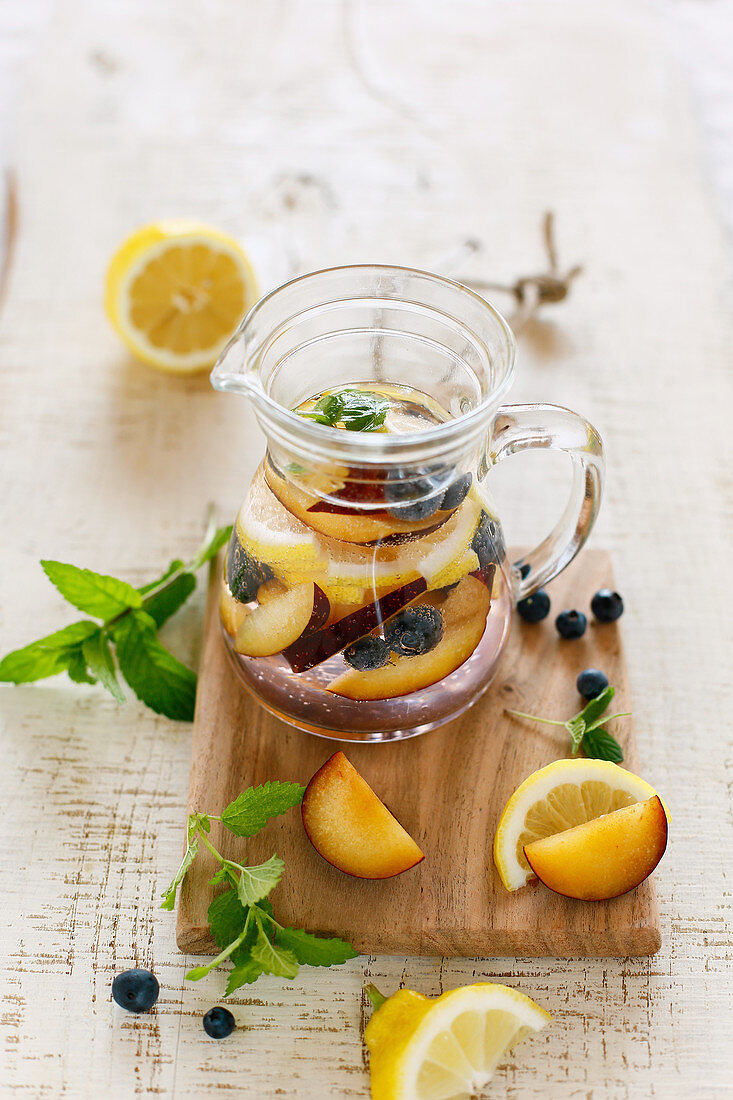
[505,685,630,762]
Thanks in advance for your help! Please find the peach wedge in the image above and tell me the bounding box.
[234,581,319,657]
[523,795,668,901]
[302,752,425,879]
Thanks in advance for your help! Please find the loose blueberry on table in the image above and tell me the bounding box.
[203,1006,236,1039]
[112,968,160,1013]
[590,588,624,622]
[576,668,609,699]
[555,609,587,639]
[517,589,551,623]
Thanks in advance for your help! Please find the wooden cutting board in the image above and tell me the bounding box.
[178,549,661,958]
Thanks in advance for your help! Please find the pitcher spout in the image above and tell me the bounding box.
[210,325,259,397]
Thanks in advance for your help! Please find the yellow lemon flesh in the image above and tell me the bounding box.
[365,982,550,1100]
[493,758,662,892]
[105,220,258,373]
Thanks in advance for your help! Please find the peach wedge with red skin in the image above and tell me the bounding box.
[523,795,668,901]
[234,581,321,657]
[302,752,425,879]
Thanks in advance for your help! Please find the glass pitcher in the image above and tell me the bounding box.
[211,265,603,742]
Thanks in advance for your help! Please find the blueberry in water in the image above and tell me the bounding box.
[555,609,587,639]
[384,467,443,521]
[577,668,609,699]
[343,635,391,671]
[517,589,551,623]
[226,530,271,603]
[385,605,444,657]
[203,1006,235,1039]
[440,472,472,511]
[519,563,531,579]
[590,588,624,622]
[471,512,502,568]
[112,968,159,1013]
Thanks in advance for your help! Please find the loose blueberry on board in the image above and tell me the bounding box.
[517,589,551,623]
[226,530,272,603]
[384,468,444,521]
[112,969,160,1013]
[577,667,609,699]
[343,635,391,671]
[471,512,502,569]
[555,609,587,639]
[591,588,624,622]
[385,605,444,657]
[440,472,472,511]
[203,1006,236,1039]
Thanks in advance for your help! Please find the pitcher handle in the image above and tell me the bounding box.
[489,403,604,600]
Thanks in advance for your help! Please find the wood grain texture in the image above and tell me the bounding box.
[179,549,660,959]
[1,0,732,1096]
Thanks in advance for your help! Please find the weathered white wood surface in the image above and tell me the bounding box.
[1,1,731,1096]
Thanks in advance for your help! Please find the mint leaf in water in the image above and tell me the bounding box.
[0,621,99,683]
[220,781,305,836]
[113,610,196,721]
[275,926,358,967]
[40,560,142,619]
[296,389,390,432]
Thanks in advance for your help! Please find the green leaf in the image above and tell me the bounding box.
[582,726,624,762]
[576,686,614,730]
[566,715,586,757]
[236,855,284,907]
[112,610,197,721]
[82,630,125,702]
[67,647,96,684]
[208,889,249,953]
[40,560,142,619]
[189,522,233,572]
[209,865,235,887]
[161,837,199,910]
[0,621,99,683]
[250,920,299,979]
[139,560,196,629]
[296,390,390,432]
[275,927,359,967]
[225,958,263,995]
[221,781,305,837]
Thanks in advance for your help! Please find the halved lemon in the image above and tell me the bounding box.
[105,220,258,373]
[493,758,661,891]
[365,982,550,1100]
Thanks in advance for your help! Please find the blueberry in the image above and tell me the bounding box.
[112,969,159,1013]
[471,512,503,568]
[577,668,609,699]
[384,467,443,521]
[555,609,587,639]
[226,530,271,603]
[343,635,391,671]
[517,589,551,623]
[203,1006,235,1039]
[385,605,444,657]
[440,473,472,511]
[590,588,624,622]
[519,563,531,580]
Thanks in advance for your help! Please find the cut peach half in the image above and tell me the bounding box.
[219,582,249,637]
[234,581,318,657]
[524,796,668,900]
[328,574,490,700]
[302,751,424,878]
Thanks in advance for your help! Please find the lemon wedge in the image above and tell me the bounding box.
[105,220,258,373]
[365,982,550,1100]
[493,758,661,891]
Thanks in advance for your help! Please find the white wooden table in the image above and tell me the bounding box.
[1,2,731,1096]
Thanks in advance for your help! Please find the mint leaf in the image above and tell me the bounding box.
[67,647,96,684]
[139,560,196,629]
[82,630,125,702]
[221,781,305,837]
[189,523,233,573]
[40,560,141,619]
[582,726,624,762]
[296,390,389,432]
[225,958,263,995]
[576,686,614,729]
[0,621,99,683]
[161,836,199,910]
[275,927,359,967]
[236,855,284,907]
[566,715,586,756]
[112,610,196,721]
[208,889,249,952]
[250,920,299,979]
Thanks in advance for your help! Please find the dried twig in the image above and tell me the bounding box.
[457,212,582,332]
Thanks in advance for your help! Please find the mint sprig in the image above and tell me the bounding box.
[163,781,358,995]
[296,389,390,431]
[0,510,231,722]
[505,685,630,761]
